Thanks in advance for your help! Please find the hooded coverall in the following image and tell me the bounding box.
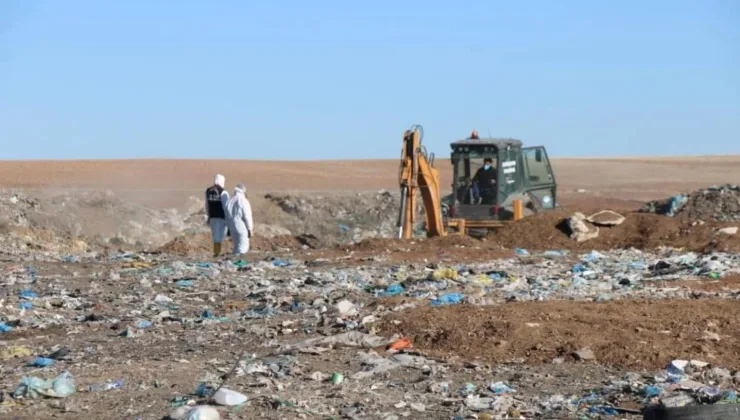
[224,185,253,255]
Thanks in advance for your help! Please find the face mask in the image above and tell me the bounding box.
[483,164,491,170]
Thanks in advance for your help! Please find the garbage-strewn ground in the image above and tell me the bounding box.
[1,158,740,419]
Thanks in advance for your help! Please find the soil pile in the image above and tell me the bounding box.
[487,210,740,252]
[641,184,740,221]
[0,189,198,249]
[378,299,740,371]
[262,190,407,243]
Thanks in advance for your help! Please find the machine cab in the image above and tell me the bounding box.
[448,136,556,221]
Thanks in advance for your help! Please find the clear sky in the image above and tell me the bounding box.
[1,0,738,160]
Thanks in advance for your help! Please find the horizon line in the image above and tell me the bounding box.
[0,154,739,163]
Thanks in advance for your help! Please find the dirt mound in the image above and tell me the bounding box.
[641,184,740,221]
[262,191,401,243]
[488,210,740,252]
[0,227,90,255]
[378,299,740,371]
[349,238,401,251]
[156,232,305,256]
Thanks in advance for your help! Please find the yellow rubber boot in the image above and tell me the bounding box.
[213,242,222,258]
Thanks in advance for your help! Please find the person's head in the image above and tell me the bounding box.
[214,174,225,188]
[483,158,493,170]
[234,183,246,195]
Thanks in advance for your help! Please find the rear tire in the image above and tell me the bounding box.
[466,228,488,239]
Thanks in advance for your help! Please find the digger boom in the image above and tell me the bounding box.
[397,125,446,239]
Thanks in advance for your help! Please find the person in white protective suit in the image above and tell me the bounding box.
[224,183,253,256]
[204,174,230,257]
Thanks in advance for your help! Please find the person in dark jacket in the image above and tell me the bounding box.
[473,158,497,204]
[205,174,230,257]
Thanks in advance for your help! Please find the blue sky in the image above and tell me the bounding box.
[1,0,738,160]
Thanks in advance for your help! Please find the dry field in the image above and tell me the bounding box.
[1,156,740,209]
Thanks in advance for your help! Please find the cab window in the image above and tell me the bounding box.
[522,147,553,186]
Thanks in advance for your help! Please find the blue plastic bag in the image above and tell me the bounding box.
[377,284,404,297]
[430,293,464,306]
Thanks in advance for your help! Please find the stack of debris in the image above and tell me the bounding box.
[641,184,740,221]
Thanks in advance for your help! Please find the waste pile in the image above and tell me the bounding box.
[262,190,406,243]
[0,189,201,250]
[641,184,740,221]
[1,246,738,419]
[0,189,411,256]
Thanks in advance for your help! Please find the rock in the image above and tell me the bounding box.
[573,347,596,361]
[586,210,626,227]
[213,388,247,406]
[670,360,689,371]
[336,300,358,316]
[661,392,695,408]
[566,213,599,242]
[410,402,425,412]
[310,371,328,382]
[689,360,709,368]
[733,371,740,385]
[706,367,733,386]
[169,406,191,420]
[184,405,220,420]
[427,382,449,394]
[717,227,738,235]
[699,331,721,342]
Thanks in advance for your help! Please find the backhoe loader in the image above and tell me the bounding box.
[397,124,557,238]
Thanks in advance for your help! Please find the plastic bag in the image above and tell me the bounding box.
[13,370,76,398]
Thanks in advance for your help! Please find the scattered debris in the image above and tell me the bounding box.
[1,187,739,419]
[587,210,626,227]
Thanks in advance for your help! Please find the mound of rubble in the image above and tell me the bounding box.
[0,190,201,251]
[262,190,412,243]
[487,209,740,252]
[641,184,740,221]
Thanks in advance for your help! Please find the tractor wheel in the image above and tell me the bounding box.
[467,228,488,239]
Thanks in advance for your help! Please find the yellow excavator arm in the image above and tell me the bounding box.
[397,125,446,239]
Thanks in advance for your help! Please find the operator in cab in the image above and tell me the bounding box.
[473,157,497,204]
